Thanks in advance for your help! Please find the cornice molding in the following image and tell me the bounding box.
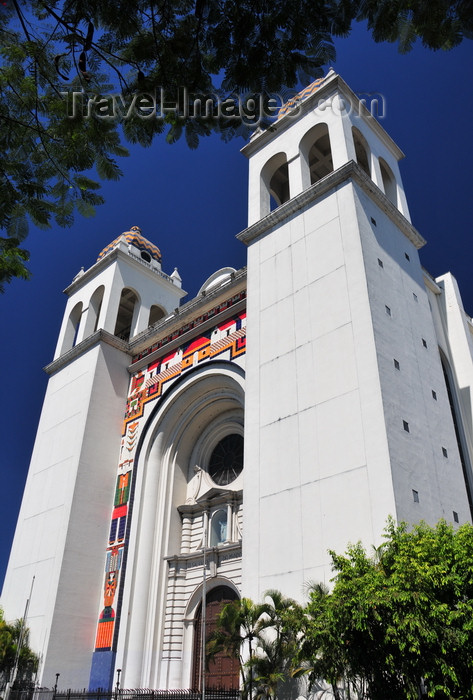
[236,160,426,250]
[46,270,248,376]
[128,267,247,358]
[64,246,184,297]
[44,329,130,375]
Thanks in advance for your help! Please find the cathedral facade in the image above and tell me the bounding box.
[3,71,473,692]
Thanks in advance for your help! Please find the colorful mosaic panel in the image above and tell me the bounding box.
[95,617,115,650]
[109,520,117,544]
[277,77,325,119]
[131,291,246,363]
[95,546,123,651]
[97,227,162,263]
[123,312,246,430]
[114,472,131,506]
[92,305,247,654]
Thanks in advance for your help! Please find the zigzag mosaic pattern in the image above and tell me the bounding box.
[132,291,246,364]
[97,227,162,262]
[93,308,246,653]
[124,315,246,429]
[277,77,325,119]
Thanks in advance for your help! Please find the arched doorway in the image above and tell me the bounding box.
[192,586,240,690]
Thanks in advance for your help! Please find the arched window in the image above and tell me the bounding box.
[379,158,397,207]
[192,586,240,691]
[260,152,290,217]
[269,162,289,209]
[83,285,105,338]
[300,123,333,189]
[61,301,83,354]
[114,288,138,341]
[210,510,228,546]
[149,304,165,327]
[352,127,370,177]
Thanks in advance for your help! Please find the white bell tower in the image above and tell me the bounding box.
[239,71,471,603]
[1,227,186,689]
[55,225,185,358]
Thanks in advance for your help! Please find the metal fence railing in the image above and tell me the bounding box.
[9,689,241,700]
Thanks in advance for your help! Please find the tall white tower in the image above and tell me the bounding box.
[1,227,185,689]
[239,71,472,603]
[3,72,473,696]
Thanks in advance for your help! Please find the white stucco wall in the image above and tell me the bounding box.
[242,162,472,609]
[242,178,400,605]
[353,188,471,526]
[1,341,130,689]
[428,273,473,502]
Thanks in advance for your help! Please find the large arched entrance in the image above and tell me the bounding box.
[192,586,240,691]
[117,363,245,689]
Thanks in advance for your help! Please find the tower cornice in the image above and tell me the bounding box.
[129,267,247,370]
[44,328,130,375]
[237,159,425,250]
[64,246,185,299]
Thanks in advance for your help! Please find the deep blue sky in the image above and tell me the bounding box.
[1,24,473,592]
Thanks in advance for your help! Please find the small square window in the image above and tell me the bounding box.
[412,489,419,503]
[385,305,392,316]
[413,293,418,302]
[394,359,400,370]
[422,338,428,348]
[405,253,410,261]
[432,390,437,400]
[371,217,377,226]
[403,420,410,432]
[378,258,384,268]
[453,511,459,523]
[442,447,448,458]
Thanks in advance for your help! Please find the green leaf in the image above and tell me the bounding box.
[75,198,96,217]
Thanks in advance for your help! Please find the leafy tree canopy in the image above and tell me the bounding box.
[1,0,472,287]
[0,608,39,691]
[207,592,299,700]
[295,518,473,699]
[206,520,473,699]
[206,596,271,697]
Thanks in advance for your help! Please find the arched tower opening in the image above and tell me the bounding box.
[269,162,289,210]
[83,285,105,338]
[260,152,289,217]
[60,301,83,354]
[299,122,333,189]
[114,288,139,341]
[149,304,166,327]
[379,157,398,207]
[352,127,371,177]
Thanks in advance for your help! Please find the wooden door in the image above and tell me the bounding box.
[192,586,240,690]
